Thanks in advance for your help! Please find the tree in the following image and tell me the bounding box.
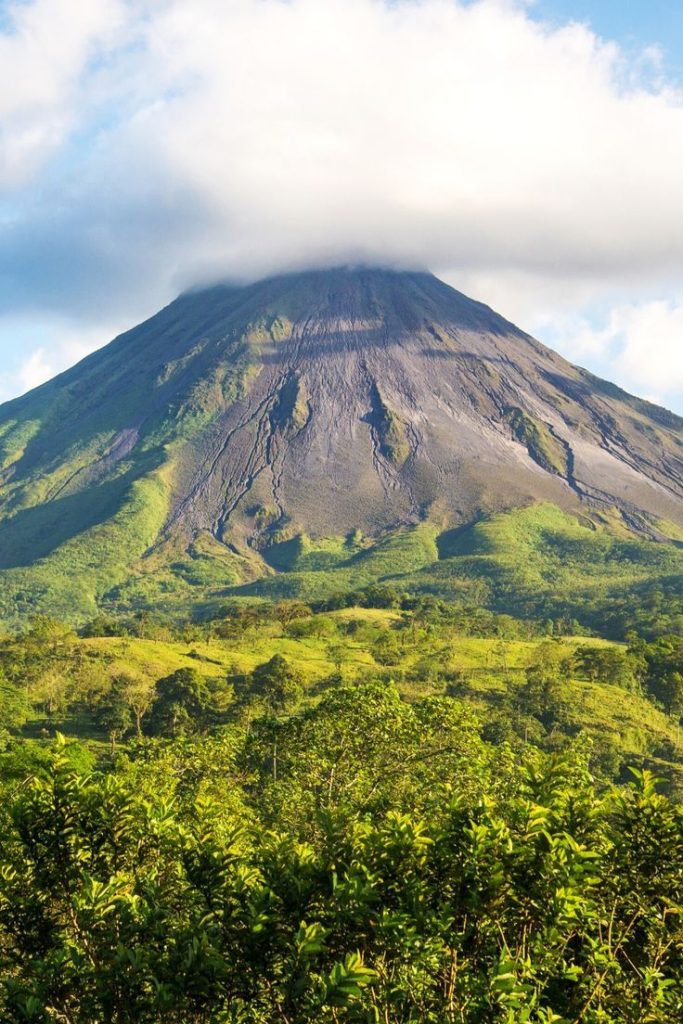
[328,642,346,676]
[0,672,30,749]
[574,645,640,691]
[29,669,70,719]
[147,668,215,737]
[23,616,77,658]
[633,634,683,715]
[493,639,510,678]
[94,685,133,751]
[372,629,402,666]
[242,682,493,828]
[249,654,303,713]
[515,643,570,727]
[215,604,262,639]
[273,600,312,628]
[115,672,155,738]
[2,728,683,1021]
[358,584,402,609]
[80,615,122,638]
[652,671,683,717]
[286,615,338,639]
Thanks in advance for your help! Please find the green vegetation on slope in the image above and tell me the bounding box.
[2,600,682,789]
[2,495,678,643]
[1,687,683,1021]
[71,504,672,640]
[504,406,569,476]
[110,503,678,639]
[417,504,683,636]
[0,303,263,625]
[0,596,682,1021]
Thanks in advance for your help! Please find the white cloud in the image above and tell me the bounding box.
[610,300,683,393]
[522,297,683,407]
[115,0,683,283]
[15,348,54,393]
[0,317,128,402]
[0,0,682,410]
[0,0,125,185]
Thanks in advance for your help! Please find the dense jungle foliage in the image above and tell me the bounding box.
[0,593,682,1021]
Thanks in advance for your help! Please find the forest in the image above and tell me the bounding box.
[0,591,682,1021]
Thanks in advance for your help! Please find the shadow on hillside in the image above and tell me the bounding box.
[543,369,683,429]
[0,458,161,569]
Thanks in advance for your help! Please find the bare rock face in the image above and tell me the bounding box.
[0,267,681,580]
[162,268,683,544]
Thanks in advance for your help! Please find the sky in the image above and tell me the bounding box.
[0,0,682,413]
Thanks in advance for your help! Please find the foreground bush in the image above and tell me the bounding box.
[0,720,682,1022]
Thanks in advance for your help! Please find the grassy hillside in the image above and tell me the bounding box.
[98,504,683,639]
[0,496,680,640]
[6,606,682,792]
[410,504,683,636]
[0,289,264,625]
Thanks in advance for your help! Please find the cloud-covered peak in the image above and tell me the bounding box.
[0,0,682,410]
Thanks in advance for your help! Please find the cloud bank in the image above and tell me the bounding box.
[0,0,682,409]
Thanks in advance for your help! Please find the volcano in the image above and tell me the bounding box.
[0,267,681,622]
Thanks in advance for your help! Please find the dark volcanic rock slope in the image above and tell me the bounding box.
[164,270,683,541]
[0,267,681,616]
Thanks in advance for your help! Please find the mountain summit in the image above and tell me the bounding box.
[0,267,681,621]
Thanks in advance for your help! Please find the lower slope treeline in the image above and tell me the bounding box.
[1,595,683,1021]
